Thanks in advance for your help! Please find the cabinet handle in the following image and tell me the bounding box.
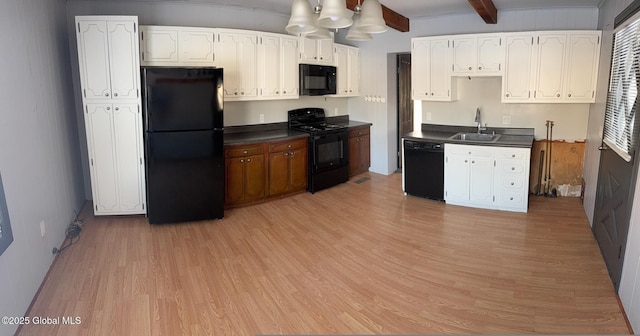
[106,106,111,110]
[234,92,238,95]
[283,91,287,94]
[511,167,515,171]
[241,92,245,95]
[478,66,483,70]
[512,154,515,158]
[431,92,434,95]
[568,93,572,97]
[290,151,295,156]
[464,160,468,163]
[314,56,318,59]
[276,91,279,94]
[472,160,475,164]
[320,57,323,60]
[240,159,244,163]
[349,90,352,92]
[506,93,510,97]
[556,94,560,97]
[243,150,248,154]
[287,144,292,148]
[114,93,118,97]
[425,92,428,95]
[105,93,110,97]
[247,158,252,162]
[468,66,472,70]
[115,107,119,111]
[284,152,289,156]
[511,182,515,186]
[510,197,514,201]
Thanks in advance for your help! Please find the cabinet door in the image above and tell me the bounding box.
[217,32,243,98]
[139,26,179,65]
[280,36,299,98]
[477,36,503,74]
[112,103,144,212]
[452,37,476,74]
[244,155,265,202]
[445,152,470,202]
[107,20,140,100]
[411,39,430,100]
[178,29,215,64]
[268,151,290,196]
[299,36,319,63]
[77,20,111,100]
[503,34,536,102]
[347,47,360,95]
[289,147,308,192]
[564,32,600,102]
[261,34,282,98]
[335,45,349,95]
[85,103,119,213]
[348,135,361,175]
[225,157,246,205]
[468,156,494,205]
[429,38,452,100]
[534,33,566,101]
[318,38,334,64]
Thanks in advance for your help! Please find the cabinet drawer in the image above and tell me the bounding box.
[500,150,527,160]
[446,144,494,158]
[349,127,370,138]
[498,191,524,205]
[501,176,525,190]
[225,144,263,158]
[501,161,525,174]
[269,138,307,152]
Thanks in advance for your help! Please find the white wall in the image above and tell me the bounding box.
[65,1,351,197]
[340,7,599,175]
[0,0,85,335]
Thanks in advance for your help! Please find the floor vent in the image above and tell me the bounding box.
[354,177,371,184]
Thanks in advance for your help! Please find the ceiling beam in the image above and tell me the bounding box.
[467,0,498,24]
[345,0,410,32]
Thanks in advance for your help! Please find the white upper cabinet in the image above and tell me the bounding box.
[77,19,140,100]
[502,30,601,103]
[139,26,179,65]
[334,44,360,97]
[178,28,215,65]
[411,37,455,101]
[216,30,259,100]
[299,36,334,65]
[452,34,504,76]
[260,33,299,99]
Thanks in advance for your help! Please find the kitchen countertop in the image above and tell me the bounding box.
[224,117,372,146]
[403,124,534,148]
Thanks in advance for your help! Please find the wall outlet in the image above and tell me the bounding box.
[40,220,46,238]
[334,107,339,116]
[259,114,264,123]
[426,112,432,121]
[502,115,511,125]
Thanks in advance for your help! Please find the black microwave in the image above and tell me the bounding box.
[300,64,337,96]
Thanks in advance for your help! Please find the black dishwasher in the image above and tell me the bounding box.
[403,139,445,201]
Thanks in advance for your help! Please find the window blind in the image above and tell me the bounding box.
[604,14,640,162]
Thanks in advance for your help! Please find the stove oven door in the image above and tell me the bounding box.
[311,131,349,173]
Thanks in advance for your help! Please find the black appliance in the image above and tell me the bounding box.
[299,64,337,96]
[141,67,224,224]
[403,139,445,201]
[288,108,349,193]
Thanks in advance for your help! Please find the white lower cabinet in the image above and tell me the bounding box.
[85,103,145,215]
[445,143,530,212]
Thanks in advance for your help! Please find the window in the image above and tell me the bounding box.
[0,173,14,255]
[604,12,640,162]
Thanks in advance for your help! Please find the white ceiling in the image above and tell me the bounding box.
[67,0,605,19]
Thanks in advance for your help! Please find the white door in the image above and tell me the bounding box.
[113,103,145,212]
[139,26,179,65]
[503,34,536,102]
[534,33,566,101]
[85,103,119,213]
[477,36,503,74]
[107,20,139,100]
[452,37,476,74]
[280,36,299,98]
[564,32,600,102]
[317,38,334,65]
[261,34,282,98]
[468,156,494,205]
[179,29,215,64]
[429,38,451,100]
[238,33,259,98]
[77,20,111,100]
[347,47,360,95]
[335,45,349,95]
[411,39,430,100]
[299,36,319,63]
[217,32,241,98]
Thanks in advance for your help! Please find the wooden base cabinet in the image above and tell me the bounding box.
[349,126,371,177]
[224,144,265,207]
[267,138,308,197]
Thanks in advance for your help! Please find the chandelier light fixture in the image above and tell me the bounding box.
[286,0,387,41]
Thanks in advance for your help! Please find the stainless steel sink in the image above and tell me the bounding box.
[449,132,501,142]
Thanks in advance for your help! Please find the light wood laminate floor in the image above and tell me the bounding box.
[18,172,630,335]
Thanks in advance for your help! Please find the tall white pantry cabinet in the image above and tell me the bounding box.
[75,16,146,215]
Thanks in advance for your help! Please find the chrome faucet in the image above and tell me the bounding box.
[475,108,487,133]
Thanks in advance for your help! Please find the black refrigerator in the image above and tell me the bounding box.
[141,67,224,224]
